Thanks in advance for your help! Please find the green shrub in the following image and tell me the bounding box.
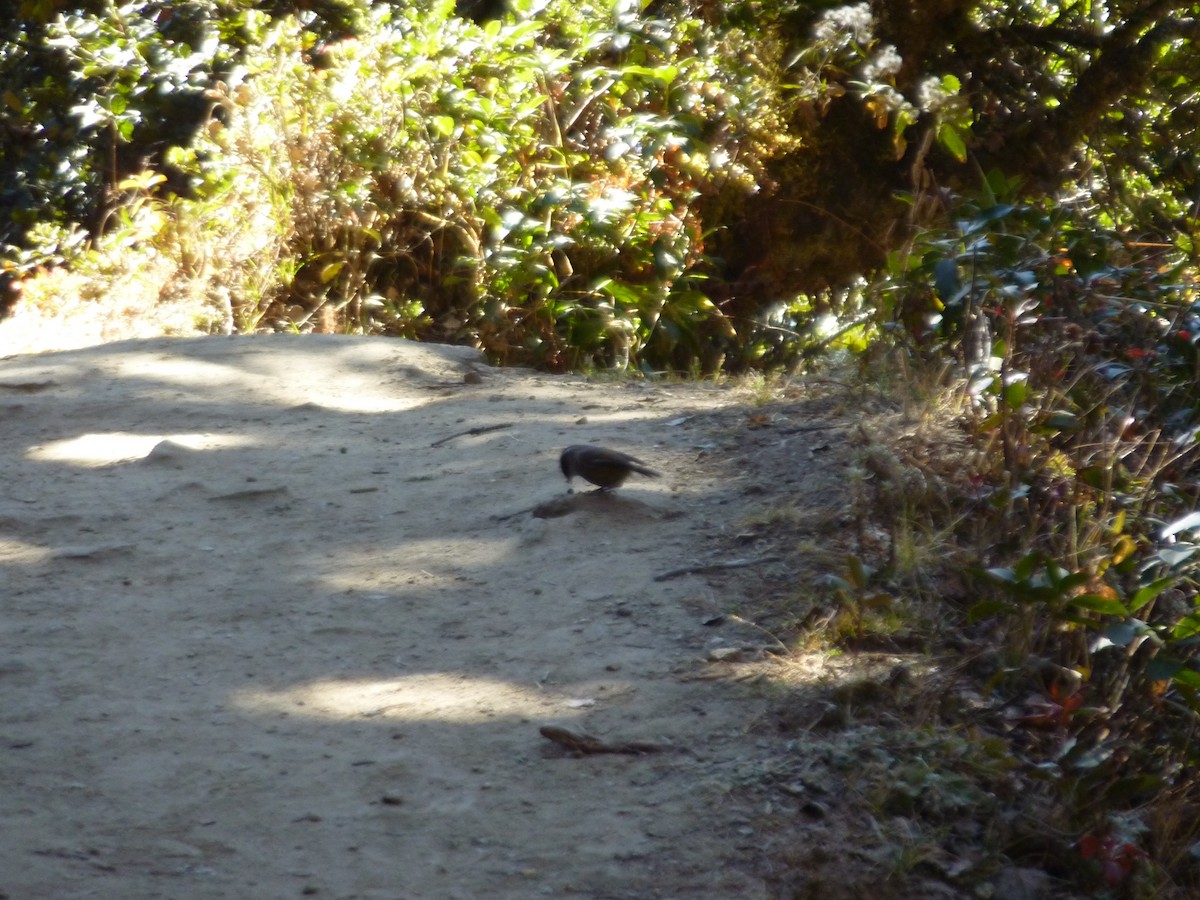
[873,179,1200,891]
[152,0,790,369]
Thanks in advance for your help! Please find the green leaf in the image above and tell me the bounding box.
[1173,614,1200,641]
[1172,667,1200,690]
[1003,375,1029,409]
[1129,576,1178,613]
[431,115,456,138]
[933,257,960,300]
[1050,569,1090,593]
[1013,552,1042,582]
[1067,593,1128,616]
[936,123,967,162]
[596,278,644,308]
[622,64,679,84]
[1156,544,1200,568]
[1039,410,1080,432]
[1147,657,1192,683]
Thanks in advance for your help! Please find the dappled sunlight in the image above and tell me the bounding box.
[757,649,941,689]
[291,394,425,414]
[107,351,247,389]
[107,348,429,414]
[0,537,54,565]
[320,537,516,590]
[552,410,667,427]
[26,431,252,466]
[233,673,579,723]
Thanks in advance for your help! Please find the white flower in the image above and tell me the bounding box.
[813,3,875,45]
[862,45,902,81]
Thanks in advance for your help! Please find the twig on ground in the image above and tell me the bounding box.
[539,726,671,756]
[780,423,843,435]
[430,423,513,448]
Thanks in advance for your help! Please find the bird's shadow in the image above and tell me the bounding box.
[531,490,670,520]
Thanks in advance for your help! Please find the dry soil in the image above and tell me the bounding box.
[1,334,857,899]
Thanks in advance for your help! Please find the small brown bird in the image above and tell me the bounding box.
[560,445,660,493]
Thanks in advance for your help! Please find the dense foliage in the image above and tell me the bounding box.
[3,0,797,370]
[865,181,1200,893]
[3,1,1196,367]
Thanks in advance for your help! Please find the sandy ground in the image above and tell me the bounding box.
[0,334,846,899]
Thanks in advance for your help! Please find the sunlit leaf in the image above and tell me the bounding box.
[1156,544,1200,568]
[985,566,1017,584]
[937,123,967,162]
[621,64,679,84]
[1091,619,1149,651]
[1173,614,1200,641]
[1129,576,1177,612]
[1110,534,1136,566]
[1161,511,1200,539]
[1003,375,1028,409]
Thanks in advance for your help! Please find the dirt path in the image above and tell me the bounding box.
[2,335,848,899]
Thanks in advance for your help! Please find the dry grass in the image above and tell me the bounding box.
[1,255,219,357]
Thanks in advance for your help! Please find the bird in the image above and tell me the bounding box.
[560,445,660,493]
